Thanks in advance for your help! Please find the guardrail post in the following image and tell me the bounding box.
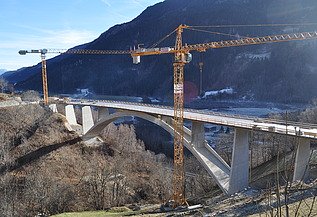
[191,121,205,148]
[82,106,94,134]
[293,138,311,182]
[65,105,77,125]
[228,128,250,194]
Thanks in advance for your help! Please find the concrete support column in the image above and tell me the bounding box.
[98,107,109,121]
[82,106,94,134]
[65,105,77,125]
[293,139,311,182]
[49,104,58,113]
[228,128,249,194]
[191,121,205,148]
[162,116,173,125]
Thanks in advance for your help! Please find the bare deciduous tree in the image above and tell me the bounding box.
[21,90,40,102]
[0,78,8,93]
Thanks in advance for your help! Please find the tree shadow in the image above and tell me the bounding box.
[0,137,82,175]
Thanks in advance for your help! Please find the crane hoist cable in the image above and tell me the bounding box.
[148,26,243,51]
[198,52,204,96]
[149,28,178,48]
[186,27,250,39]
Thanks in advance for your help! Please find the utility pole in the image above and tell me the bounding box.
[198,53,204,96]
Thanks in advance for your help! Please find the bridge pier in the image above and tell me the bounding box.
[49,104,58,113]
[65,105,82,134]
[65,105,77,125]
[228,128,250,195]
[191,121,205,148]
[98,107,109,121]
[293,138,311,182]
[161,115,173,125]
[82,106,94,134]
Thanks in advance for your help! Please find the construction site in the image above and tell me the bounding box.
[1,0,317,216]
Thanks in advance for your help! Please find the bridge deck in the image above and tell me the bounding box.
[67,99,317,140]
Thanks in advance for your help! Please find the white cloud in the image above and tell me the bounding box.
[131,0,144,8]
[45,29,96,46]
[101,0,111,7]
[0,28,98,70]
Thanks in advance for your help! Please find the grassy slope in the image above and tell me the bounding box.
[51,206,164,217]
[52,210,133,217]
[249,197,317,216]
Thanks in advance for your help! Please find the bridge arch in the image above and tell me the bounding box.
[83,110,230,193]
[84,110,191,144]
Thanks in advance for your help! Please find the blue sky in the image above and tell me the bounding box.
[0,0,163,72]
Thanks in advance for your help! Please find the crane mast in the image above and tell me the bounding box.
[19,25,317,207]
[172,25,186,205]
[19,49,50,105]
[40,52,48,105]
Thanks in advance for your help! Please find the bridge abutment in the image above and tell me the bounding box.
[82,106,94,134]
[228,128,250,194]
[293,138,311,182]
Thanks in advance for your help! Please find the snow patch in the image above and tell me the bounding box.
[245,52,271,60]
[76,88,91,97]
[237,52,271,60]
[149,97,160,103]
[203,87,234,98]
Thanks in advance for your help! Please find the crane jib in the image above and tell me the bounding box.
[185,31,317,51]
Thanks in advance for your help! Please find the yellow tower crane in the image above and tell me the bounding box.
[18,48,131,105]
[131,25,317,206]
[19,24,317,207]
[19,49,49,104]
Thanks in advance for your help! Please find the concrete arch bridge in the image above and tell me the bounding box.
[50,99,317,195]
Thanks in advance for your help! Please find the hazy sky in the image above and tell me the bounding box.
[0,0,163,71]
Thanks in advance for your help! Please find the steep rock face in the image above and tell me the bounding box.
[5,0,317,102]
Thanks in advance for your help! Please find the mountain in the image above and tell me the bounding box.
[5,0,317,103]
